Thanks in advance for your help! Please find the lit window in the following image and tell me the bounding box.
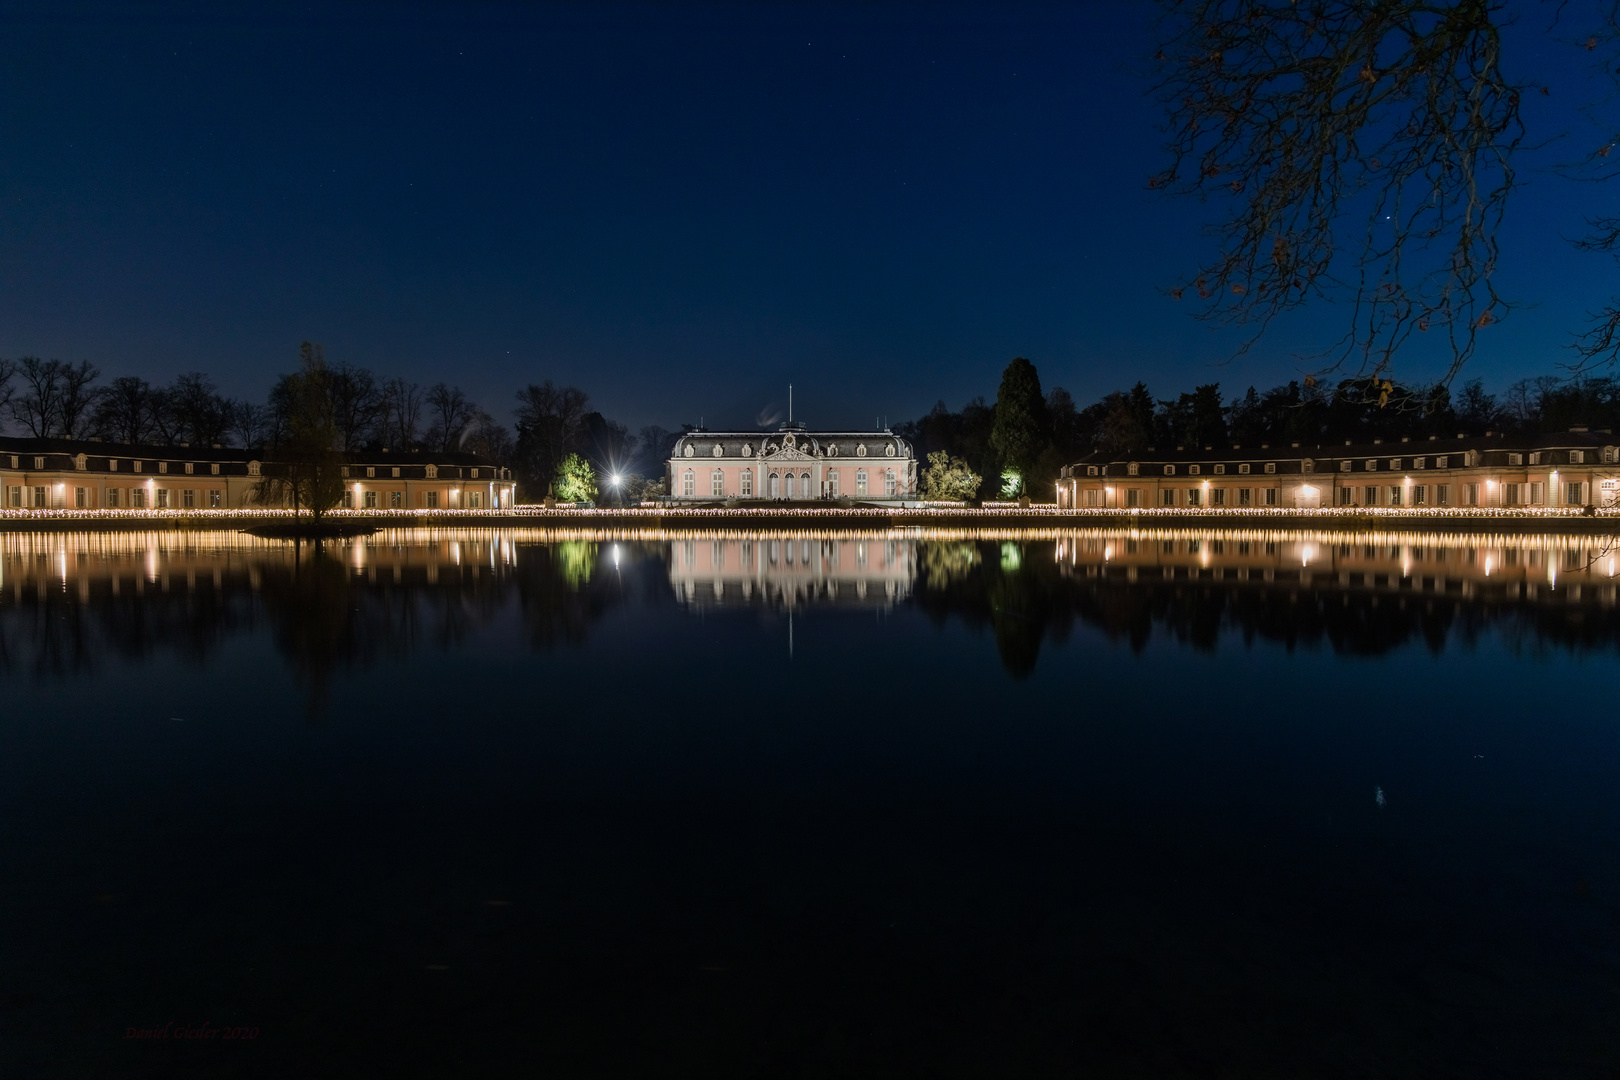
[209,490,221,507]
[712,469,724,497]
[856,469,868,496]
[884,468,896,496]
[468,491,482,508]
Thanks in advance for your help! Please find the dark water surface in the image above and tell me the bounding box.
[3,527,1619,1077]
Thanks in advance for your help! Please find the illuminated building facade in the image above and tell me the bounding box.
[666,424,917,502]
[1056,431,1620,510]
[0,437,515,511]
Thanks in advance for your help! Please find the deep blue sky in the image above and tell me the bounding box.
[0,1,1610,431]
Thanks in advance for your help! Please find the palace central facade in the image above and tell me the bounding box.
[667,425,916,501]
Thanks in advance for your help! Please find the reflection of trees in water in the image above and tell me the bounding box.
[0,539,647,711]
[915,540,1620,677]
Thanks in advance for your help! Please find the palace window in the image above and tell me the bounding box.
[1161,489,1175,506]
[1125,488,1140,507]
[1238,463,1250,475]
[425,464,438,479]
[1264,462,1276,474]
[1571,450,1585,464]
[75,454,87,471]
[741,469,753,497]
[1529,452,1542,466]
[133,461,142,473]
[184,462,194,474]
[182,489,195,508]
[1339,487,1353,506]
[1214,464,1225,475]
[1413,485,1426,505]
[341,466,349,478]
[1127,462,1140,476]
[1212,487,1225,505]
[1189,465,1200,476]
[425,491,438,508]
[1302,460,1313,473]
[1087,466,1099,476]
[825,470,837,497]
[884,468,896,496]
[1530,481,1544,505]
[1508,453,1523,466]
[159,462,168,474]
[75,487,86,508]
[33,457,43,469]
[1187,488,1201,506]
[468,491,482,508]
[341,491,353,508]
[106,488,119,507]
[712,469,724,497]
[364,490,377,509]
[1436,456,1448,468]
[1366,485,1378,505]
[1163,464,1175,476]
[1436,485,1450,506]
[390,491,402,508]
[712,444,724,457]
[1340,460,1352,472]
[856,469,868,496]
[248,461,261,476]
[109,459,118,471]
[801,471,812,498]
[367,467,376,478]
[1388,486,1402,506]
[1414,457,1426,469]
[1264,487,1277,506]
[1569,482,1585,504]
[209,490,221,507]
[784,473,796,498]
[131,489,145,508]
[156,489,170,508]
[1238,487,1251,506]
[769,472,780,497]
[682,470,695,496]
[211,463,220,475]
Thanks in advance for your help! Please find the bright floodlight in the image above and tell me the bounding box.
[610,474,622,487]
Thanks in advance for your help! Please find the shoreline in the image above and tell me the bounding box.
[1,506,1619,534]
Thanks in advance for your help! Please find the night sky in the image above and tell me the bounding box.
[0,1,1607,431]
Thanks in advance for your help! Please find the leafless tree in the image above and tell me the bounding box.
[92,376,158,444]
[378,377,423,448]
[11,358,64,437]
[424,383,479,452]
[229,400,268,448]
[513,381,589,492]
[168,372,230,445]
[326,362,382,451]
[1153,0,1526,388]
[0,358,16,433]
[55,361,102,438]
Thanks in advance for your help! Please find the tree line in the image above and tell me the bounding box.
[903,359,1620,501]
[0,348,676,502]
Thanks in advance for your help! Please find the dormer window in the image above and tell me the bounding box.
[1302,460,1314,473]
[712,445,723,457]
[1087,466,1099,476]
[1339,460,1351,472]
[1163,464,1175,476]
[367,467,376,478]
[1366,459,1377,470]
[109,459,118,471]
[211,463,220,475]
[1437,456,1448,468]
[1571,450,1585,464]
[159,461,168,474]
[1264,462,1276,474]
[184,462,193,474]
[1214,464,1225,475]
[1127,462,1140,476]
[248,460,261,476]
[33,457,43,470]
[392,467,401,478]
[340,466,349,478]
[1414,457,1425,470]
[425,464,438,479]
[1389,459,1401,470]
[1529,452,1542,466]
[1238,463,1250,475]
[75,454,87,471]
[1189,464,1200,476]
[1508,453,1523,466]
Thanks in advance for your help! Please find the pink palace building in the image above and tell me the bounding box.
[666,422,917,502]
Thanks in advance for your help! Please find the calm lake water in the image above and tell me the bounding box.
[4,526,1619,1077]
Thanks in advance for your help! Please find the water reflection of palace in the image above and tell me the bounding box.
[667,535,915,609]
[1054,530,1620,606]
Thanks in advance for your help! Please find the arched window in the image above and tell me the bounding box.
[800,472,811,498]
[769,472,780,498]
[784,473,796,499]
[741,469,753,497]
[682,469,695,497]
[884,468,897,496]
[711,469,724,497]
[856,469,868,496]
[827,470,839,497]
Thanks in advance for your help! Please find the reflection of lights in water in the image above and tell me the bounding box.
[1103,545,1113,561]
[1301,544,1315,567]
